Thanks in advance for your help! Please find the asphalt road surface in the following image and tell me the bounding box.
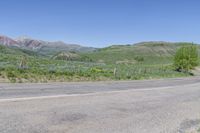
[0,77,200,133]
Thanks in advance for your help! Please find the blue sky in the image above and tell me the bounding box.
[0,0,200,47]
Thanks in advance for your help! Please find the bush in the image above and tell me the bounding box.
[134,56,144,62]
[174,45,198,72]
[90,67,104,73]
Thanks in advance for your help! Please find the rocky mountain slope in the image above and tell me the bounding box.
[0,35,19,47]
[0,35,96,55]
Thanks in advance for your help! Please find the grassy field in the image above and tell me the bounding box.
[0,42,197,83]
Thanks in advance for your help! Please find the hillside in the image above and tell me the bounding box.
[0,45,39,57]
[0,45,41,69]
[83,42,197,64]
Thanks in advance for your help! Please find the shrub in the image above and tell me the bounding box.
[90,67,104,73]
[174,45,198,72]
[134,56,144,62]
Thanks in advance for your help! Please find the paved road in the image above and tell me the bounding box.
[0,77,200,99]
[0,77,200,133]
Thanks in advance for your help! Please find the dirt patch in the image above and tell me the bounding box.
[191,67,200,76]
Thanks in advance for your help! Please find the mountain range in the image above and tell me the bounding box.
[0,34,198,59]
[0,35,96,55]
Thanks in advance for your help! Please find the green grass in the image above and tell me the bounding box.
[0,42,196,83]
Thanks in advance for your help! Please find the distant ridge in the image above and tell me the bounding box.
[0,35,96,55]
[0,35,19,47]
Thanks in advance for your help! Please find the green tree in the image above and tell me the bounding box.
[174,45,198,72]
